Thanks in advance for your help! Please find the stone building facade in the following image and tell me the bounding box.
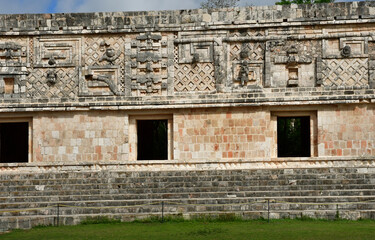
[0,2,372,169]
[0,2,375,228]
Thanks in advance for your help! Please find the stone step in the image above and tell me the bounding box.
[1,180,374,196]
[1,173,374,187]
[1,196,374,217]
[0,168,372,181]
[1,195,374,214]
[2,189,375,204]
[2,209,375,232]
[3,184,375,200]
[1,177,374,192]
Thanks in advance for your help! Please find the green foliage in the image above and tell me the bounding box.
[80,216,121,225]
[2,219,375,240]
[276,0,334,5]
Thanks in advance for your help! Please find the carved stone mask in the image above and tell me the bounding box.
[47,71,57,84]
[341,45,351,57]
[105,48,115,58]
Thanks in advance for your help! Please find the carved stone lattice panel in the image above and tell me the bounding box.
[321,59,369,87]
[230,42,264,62]
[0,37,28,67]
[128,33,169,96]
[26,68,78,98]
[174,63,215,92]
[80,66,120,96]
[34,37,81,67]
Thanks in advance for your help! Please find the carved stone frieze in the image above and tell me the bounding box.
[83,35,125,95]
[0,42,27,65]
[126,32,171,96]
[0,38,29,97]
[34,37,81,67]
[266,40,319,88]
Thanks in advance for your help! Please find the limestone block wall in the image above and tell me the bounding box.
[174,108,272,160]
[14,103,372,163]
[32,111,128,162]
[318,104,375,157]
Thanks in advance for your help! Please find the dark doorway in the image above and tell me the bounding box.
[137,120,168,160]
[277,117,310,157]
[0,122,29,163]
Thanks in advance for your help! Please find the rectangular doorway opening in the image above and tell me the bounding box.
[0,122,28,163]
[277,116,310,157]
[137,119,168,160]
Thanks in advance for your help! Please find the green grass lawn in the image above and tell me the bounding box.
[2,219,375,240]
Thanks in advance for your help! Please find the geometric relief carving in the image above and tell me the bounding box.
[34,37,81,67]
[321,59,369,87]
[83,36,125,95]
[80,66,120,96]
[128,32,169,96]
[178,42,213,64]
[174,63,215,92]
[26,68,78,99]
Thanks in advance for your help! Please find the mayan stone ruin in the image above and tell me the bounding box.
[0,1,375,230]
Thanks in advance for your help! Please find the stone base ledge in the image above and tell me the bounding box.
[0,157,374,173]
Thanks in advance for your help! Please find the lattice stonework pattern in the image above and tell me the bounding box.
[26,68,78,98]
[174,63,215,92]
[322,59,369,87]
[230,42,264,62]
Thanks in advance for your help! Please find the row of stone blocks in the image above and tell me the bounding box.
[1,167,375,231]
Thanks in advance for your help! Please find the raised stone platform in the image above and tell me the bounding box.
[1,162,375,231]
